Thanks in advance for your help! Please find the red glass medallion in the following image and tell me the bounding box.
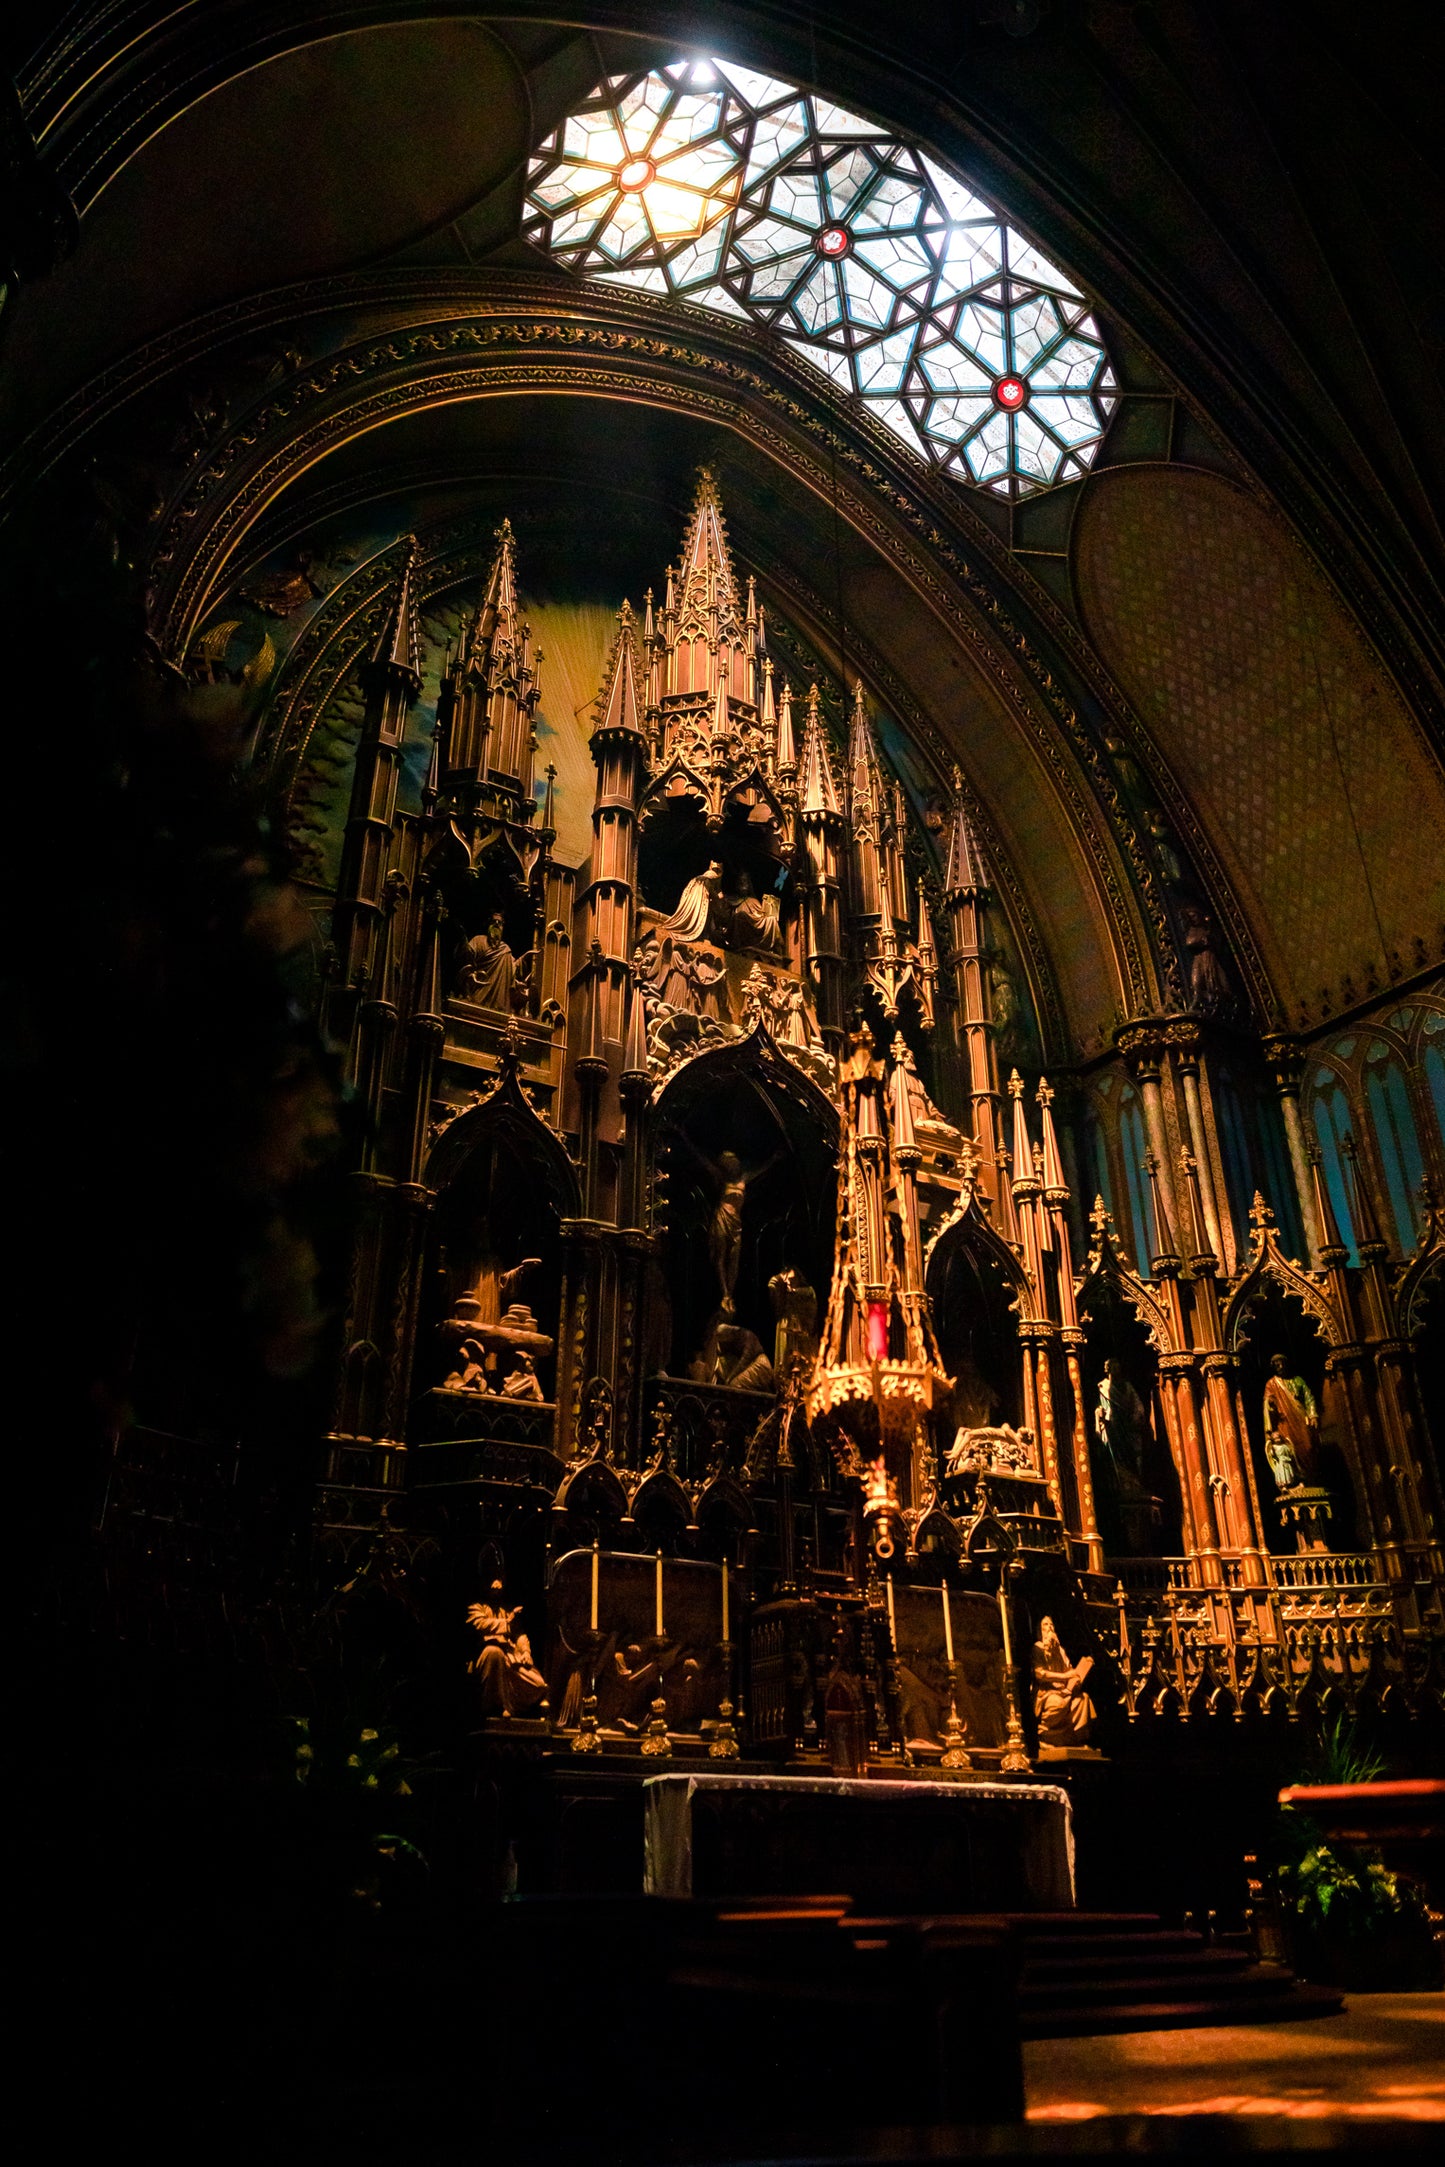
[617,157,655,193]
[993,375,1027,411]
[814,224,851,259]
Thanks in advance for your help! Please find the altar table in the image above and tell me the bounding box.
[643,1770,1074,1910]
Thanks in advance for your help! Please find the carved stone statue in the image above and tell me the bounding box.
[1263,1353,1321,1490]
[676,1133,783,1314]
[1181,902,1232,1013]
[456,912,516,1009]
[1032,1617,1095,1750]
[661,861,724,945]
[467,1583,548,1716]
[704,1322,775,1393]
[728,870,782,951]
[443,1337,488,1392]
[946,1422,1037,1476]
[1094,1359,1149,1491]
[500,1351,544,1400]
[768,1268,818,1371]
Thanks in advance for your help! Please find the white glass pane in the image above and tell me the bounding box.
[563,112,626,169]
[1013,412,1063,482]
[864,395,931,455]
[667,225,730,287]
[854,325,919,393]
[1010,293,1063,371]
[551,200,613,250]
[937,224,1003,297]
[792,262,844,332]
[742,100,810,186]
[920,154,995,225]
[695,285,753,318]
[1028,333,1102,390]
[530,164,611,213]
[855,232,932,289]
[713,59,798,109]
[809,342,857,390]
[811,95,887,137]
[923,393,992,444]
[595,196,651,260]
[646,181,711,240]
[597,263,670,293]
[920,339,991,394]
[822,146,877,221]
[616,75,671,151]
[1029,392,1102,448]
[657,139,741,194]
[964,410,1011,481]
[840,256,896,329]
[852,174,925,233]
[735,215,810,267]
[954,299,1007,374]
[652,90,724,155]
[1005,234,1082,298]
[771,168,824,227]
[749,249,813,299]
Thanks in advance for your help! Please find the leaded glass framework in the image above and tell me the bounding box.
[524,56,1117,498]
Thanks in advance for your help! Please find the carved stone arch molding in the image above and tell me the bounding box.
[83,266,1246,1052]
[426,1060,581,1214]
[1224,1218,1347,1356]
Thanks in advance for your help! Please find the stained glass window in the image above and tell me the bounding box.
[1117,1083,1153,1274]
[1362,1041,1425,1253]
[1310,1067,1358,1266]
[524,57,1116,498]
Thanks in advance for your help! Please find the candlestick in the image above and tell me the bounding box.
[721,1559,729,1643]
[570,1629,602,1754]
[590,1540,599,1633]
[942,1579,954,1663]
[709,1638,740,1759]
[997,1576,1012,1666]
[655,1550,664,1639]
[938,1661,973,1775]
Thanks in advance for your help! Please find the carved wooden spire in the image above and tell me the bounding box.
[592,599,645,740]
[799,684,841,817]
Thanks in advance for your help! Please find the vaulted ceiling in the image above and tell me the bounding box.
[4,1,1442,1058]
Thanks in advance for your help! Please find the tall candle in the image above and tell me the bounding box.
[721,1559,729,1643]
[655,1551,664,1638]
[942,1580,954,1664]
[590,1540,599,1632]
[886,1574,897,1642]
[998,1577,1012,1666]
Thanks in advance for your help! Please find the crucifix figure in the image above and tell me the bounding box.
[675,1131,786,1314]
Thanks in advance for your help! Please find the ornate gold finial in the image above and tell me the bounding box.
[1007,1068,1025,1098]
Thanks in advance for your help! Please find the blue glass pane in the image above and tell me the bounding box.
[1425,1040,1445,1150]
[1364,1054,1424,1252]
[1119,1085,1153,1275]
[1212,1067,1255,1248]
[1309,1076,1358,1266]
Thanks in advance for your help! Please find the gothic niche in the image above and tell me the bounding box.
[657,1063,835,1396]
[439,835,538,1017]
[928,1228,1023,1436]
[1077,1280,1180,1557]
[421,1126,562,1433]
[1234,1283,1355,1553]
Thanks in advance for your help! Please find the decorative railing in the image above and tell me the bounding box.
[1272,1552,1382,1591]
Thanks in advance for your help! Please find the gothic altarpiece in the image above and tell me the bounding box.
[316,473,1445,1790]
